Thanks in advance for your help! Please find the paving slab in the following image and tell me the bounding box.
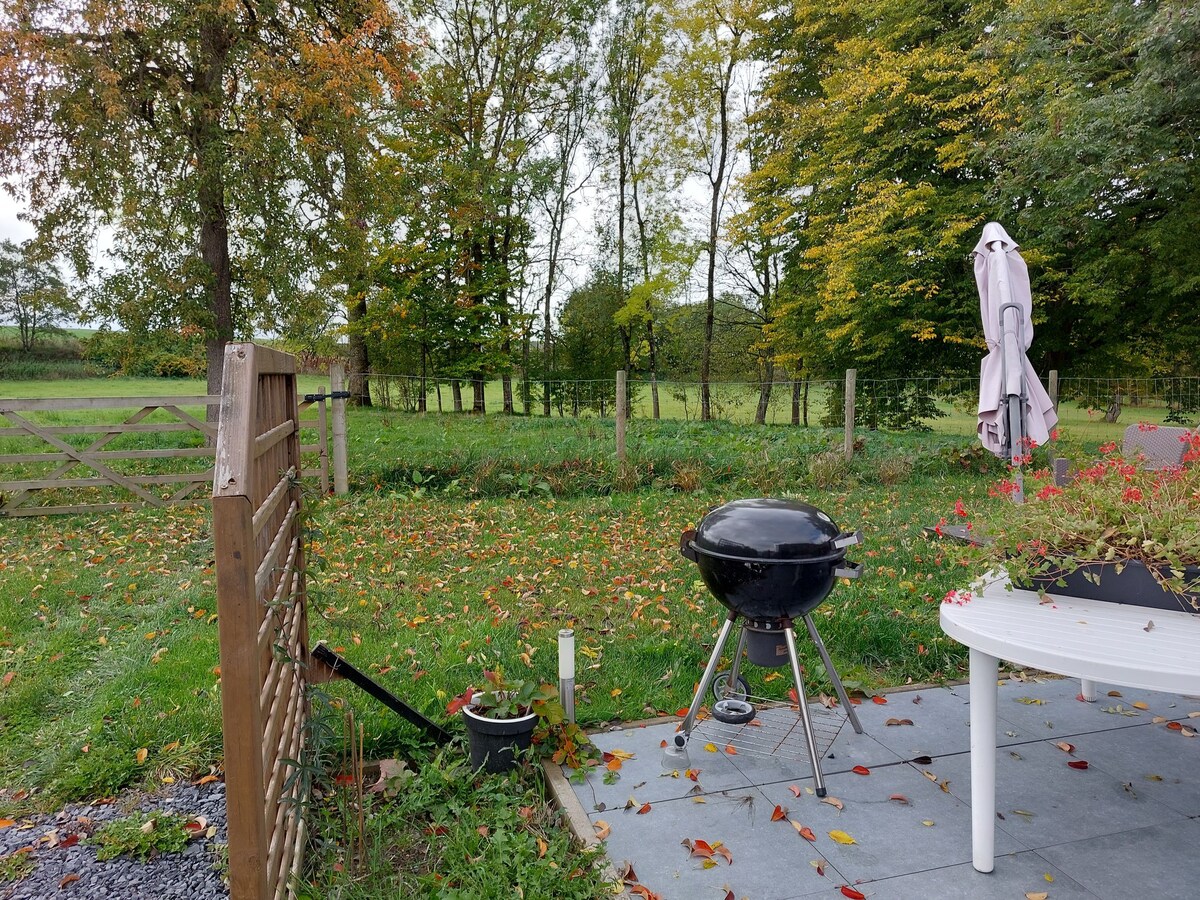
[859,851,1101,900]
[931,732,1190,848]
[1035,819,1200,900]
[557,677,1200,898]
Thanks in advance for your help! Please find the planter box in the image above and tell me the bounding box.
[1025,559,1200,615]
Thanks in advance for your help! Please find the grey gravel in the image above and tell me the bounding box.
[0,782,228,900]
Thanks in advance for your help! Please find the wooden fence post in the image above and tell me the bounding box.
[331,363,349,495]
[844,369,856,461]
[615,370,627,464]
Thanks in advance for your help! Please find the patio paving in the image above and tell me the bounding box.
[552,675,1200,899]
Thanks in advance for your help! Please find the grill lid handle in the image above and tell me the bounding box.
[833,560,861,579]
[680,529,698,561]
[832,530,863,550]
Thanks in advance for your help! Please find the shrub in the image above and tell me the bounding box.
[807,450,851,489]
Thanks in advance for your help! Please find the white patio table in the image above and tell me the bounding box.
[939,573,1200,873]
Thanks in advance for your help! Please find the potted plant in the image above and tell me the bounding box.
[447,670,560,774]
[940,427,1200,613]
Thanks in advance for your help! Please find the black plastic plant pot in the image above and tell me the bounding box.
[680,498,860,621]
[462,706,537,774]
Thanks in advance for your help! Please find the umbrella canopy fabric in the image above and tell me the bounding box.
[974,222,1058,461]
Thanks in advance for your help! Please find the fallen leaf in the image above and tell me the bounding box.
[713,843,732,865]
[828,829,856,845]
[810,859,826,876]
[724,744,737,755]
[771,805,788,822]
[888,794,910,805]
[1167,721,1183,731]
[59,874,80,889]
[135,747,148,765]
[921,820,935,826]
[788,784,802,798]
[1044,873,1055,883]
[1025,893,1048,900]
[636,802,651,815]
[58,833,80,848]
[1132,701,1150,710]
[791,820,817,842]
[1107,690,1122,697]
[871,696,888,705]
[609,749,636,760]
[1,672,13,688]
[840,886,866,899]
[820,796,844,811]
[593,820,611,840]
[1145,774,1163,781]
[537,837,547,858]
[851,765,870,776]
[1144,620,1155,632]
[910,755,934,765]
[1067,760,1090,770]
[688,839,715,859]
[0,818,14,829]
[1054,741,1075,754]
[704,743,719,753]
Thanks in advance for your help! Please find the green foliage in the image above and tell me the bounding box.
[84,326,206,379]
[0,239,76,352]
[0,849,36,882]
[88,811,191,862]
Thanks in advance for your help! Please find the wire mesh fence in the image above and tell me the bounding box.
[355,371,1200,446]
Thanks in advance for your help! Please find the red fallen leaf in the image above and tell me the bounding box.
[688,838,715,859]
[685,768,700,781]
[425,824,449,836]
[851,765,871,775]
[791,821,817,842]
[840,887,867,899]
[788,688,799,705]
[660,739,668,748]
[637,802,652,815]
[1067,760,1090,770]
[58,833,80,848]
[788,784,802,797]
[676,708,690,717]
[1054,741,1076,754]
[628,885,662,900]
[1,672,14,688]
[723,891,735,900]
[714,844,732,865]
[1167,721,1184,731]
[724,744,738,755]
[771,805,788,821]
[334,773,356,786]
[59,874,80,889]
[888,793,911,805]
[872,696,888,705]
[849,697,862,705]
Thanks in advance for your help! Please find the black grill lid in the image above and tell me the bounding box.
[688,498,856,563]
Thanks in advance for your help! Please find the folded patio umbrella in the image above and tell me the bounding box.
[973,222,1057,466]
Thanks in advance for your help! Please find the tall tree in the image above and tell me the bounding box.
[665,0,749,420]
[0,239,74,351]
[0,0,412,394]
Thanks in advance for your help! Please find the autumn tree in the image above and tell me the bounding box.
[0,239,75,351]
[0,0,412,396]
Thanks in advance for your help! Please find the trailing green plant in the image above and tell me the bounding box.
[88,810,191,861]
[0,849,36,882]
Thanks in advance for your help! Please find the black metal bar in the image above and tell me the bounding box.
[311,643,452,744]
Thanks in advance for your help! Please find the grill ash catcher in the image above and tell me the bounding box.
[672,498,864,797]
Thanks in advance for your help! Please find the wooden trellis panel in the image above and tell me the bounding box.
[213,344,310,900]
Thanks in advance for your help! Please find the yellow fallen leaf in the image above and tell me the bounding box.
[701,858,718,869]
[0,818,15,829]
[135,747,148,765]
[593,820,611,840]
[1025,893,1048,900]
[921,820,935,826]
[704,743,718,753]
[537,837,548,858]
[610,688,622,698]
[1044,873,1055,883]
[828,829,856,845]
[1132,701,1150,710]
[609,749,636,760]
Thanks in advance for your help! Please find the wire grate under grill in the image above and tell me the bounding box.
[692,697,847,764]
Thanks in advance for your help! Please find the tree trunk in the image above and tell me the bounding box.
[452,380,463,412]
[196,15,234,426]
[791,378,800,425]
[755,357,774,425]
[347,292,372,407]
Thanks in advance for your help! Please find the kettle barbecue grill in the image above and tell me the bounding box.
[672,498,864,796]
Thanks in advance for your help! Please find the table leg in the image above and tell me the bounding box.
[970,647,998,873]
[1079,678,1097,702]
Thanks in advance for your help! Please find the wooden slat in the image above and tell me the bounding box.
[0,447,213,464]
[266,711,306,892]
[0,395,218,412]
[253,471,293,539]
[255,419,296,461]
[0,472,213,491]
[262,664,304,803]
[257,541,300,661]
[254,503,299,601]
[7,422,212,435]
[1,502,138,516]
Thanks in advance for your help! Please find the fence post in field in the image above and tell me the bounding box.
[331,363,349,495]
[844,369,856,461]
[615,369,627,464]
[791,379,801,425]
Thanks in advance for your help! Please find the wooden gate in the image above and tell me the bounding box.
[213,344,310,900]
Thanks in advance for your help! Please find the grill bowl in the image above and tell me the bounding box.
[681,498,858,621]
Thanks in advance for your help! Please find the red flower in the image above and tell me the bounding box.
[1036,484,1064,500]
[1122,487,1144,503]
[954,498,968,518]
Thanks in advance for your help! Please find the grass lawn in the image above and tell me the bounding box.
[0,386,1029,895]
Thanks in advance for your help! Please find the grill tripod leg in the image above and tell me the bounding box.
[783,625,827,797]
[803,614,863,734]
[676,612,738,745]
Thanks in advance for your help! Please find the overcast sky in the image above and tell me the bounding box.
[0,189,33,244]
